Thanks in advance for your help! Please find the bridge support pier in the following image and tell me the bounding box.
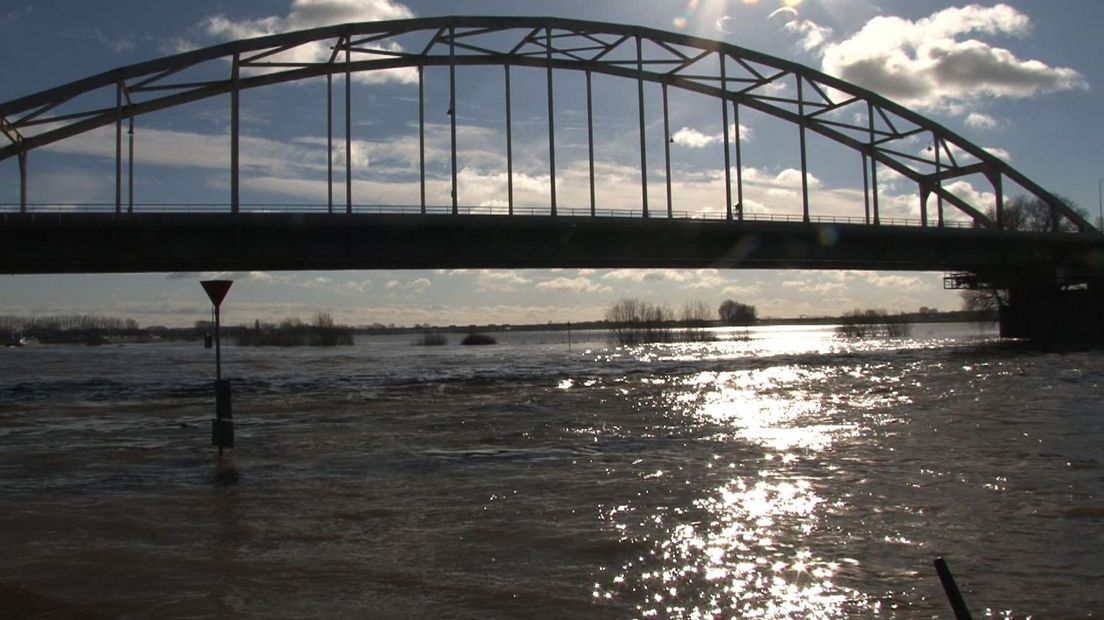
[1000,285,1104,346]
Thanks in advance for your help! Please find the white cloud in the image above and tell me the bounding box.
[338,279,373,294]
[794,4,1086,113]
[672,127,717,149]
[770,168,821,190]
[964,112,999,130]
[943,180,995,211]
[475,270,530,293]
[781,278,847,295]
[684,269,726,290]
[204,0,413,38]
[863,274,926,292]
[385,277,430,293]
[202,0,417,84]
[248,271,277,283]
[983,146,1011,161]
[603,269,689,284]
[785,19,833,52]
[600,269,725,290]
[535,277,611,294]
[721,283,761,298]
[671,124,752,148]
[43,125,332,175]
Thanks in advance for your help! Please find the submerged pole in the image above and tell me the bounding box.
[933,557,973,620]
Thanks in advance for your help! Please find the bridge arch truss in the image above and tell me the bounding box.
[0,16,1093,233]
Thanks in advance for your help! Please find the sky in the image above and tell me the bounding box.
[1,0,1102,328]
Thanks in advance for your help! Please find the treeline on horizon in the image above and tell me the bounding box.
[603,299,962,344]
[0,314,143,344]
[234,312,353,347]
[605,298,758,346]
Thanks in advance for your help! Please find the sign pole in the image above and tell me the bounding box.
[201,280,234,456]
[215,302,222,382]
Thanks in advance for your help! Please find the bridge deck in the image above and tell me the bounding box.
[3,213,1101,283]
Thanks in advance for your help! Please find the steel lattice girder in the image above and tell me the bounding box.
[0,15,1092,232]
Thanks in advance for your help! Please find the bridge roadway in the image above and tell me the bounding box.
[3,212,1102,282]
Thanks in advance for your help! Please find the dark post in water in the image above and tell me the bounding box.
[201,280,234,456]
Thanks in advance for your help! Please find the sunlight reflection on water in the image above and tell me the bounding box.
[595,347,889,617]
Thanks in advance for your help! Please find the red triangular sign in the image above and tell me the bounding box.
[200,280,233,308]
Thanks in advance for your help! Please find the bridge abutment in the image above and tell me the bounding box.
[999,285,1104,346]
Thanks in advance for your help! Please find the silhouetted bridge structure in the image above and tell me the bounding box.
[3,17,1103,342]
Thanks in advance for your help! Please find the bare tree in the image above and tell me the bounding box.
[718,299,757,325]
[962,194,1089,311]
[606,298,674,345]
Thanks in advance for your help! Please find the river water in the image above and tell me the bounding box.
[0,324,1102,618]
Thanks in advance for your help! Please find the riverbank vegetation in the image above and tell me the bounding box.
[605,299,676,345]
[413,331,448,346]
[835,309,912,338]
[605,298,755,345]
[678,301,715,342]
[460,333,497,345]
[235,313,354,347]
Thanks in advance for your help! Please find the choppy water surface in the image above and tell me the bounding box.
[1,324,1102,618]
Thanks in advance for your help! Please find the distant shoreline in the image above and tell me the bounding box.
[381,309,994,336]
[3,310,996,345]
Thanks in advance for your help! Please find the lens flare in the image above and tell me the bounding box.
[768,6,800,21]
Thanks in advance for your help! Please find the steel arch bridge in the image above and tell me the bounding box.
[1,15,1102,290]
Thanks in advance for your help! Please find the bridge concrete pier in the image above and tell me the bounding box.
[1000,286,1104,346]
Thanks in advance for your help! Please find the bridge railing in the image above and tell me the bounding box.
[0,202,976,228]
